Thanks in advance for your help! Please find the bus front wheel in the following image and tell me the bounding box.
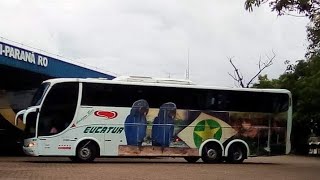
[74,141,98,163]
[201,143,222,163]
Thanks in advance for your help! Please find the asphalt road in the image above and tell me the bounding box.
[0,155,319,180]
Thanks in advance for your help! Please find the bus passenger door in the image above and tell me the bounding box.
[37,82,79,155]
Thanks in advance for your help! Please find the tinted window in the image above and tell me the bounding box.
[30,82,50,106]
[81,83,206,110]
[81,83,289,113]
[206,90,289,113]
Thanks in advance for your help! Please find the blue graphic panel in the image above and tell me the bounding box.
[124,99,149,146]
[152,102,176,147]
[0,41,115,79]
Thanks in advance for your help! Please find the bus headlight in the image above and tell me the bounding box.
[26,142,36,147]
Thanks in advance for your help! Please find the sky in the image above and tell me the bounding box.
[0,0,309,87]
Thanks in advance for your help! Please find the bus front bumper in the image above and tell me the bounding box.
[23,146,38,156]
[23,140,39,156]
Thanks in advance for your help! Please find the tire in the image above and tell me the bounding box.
[184,156,200,163]
[75,141,97,163]
[226,144,246,164]
[201,143,222,163]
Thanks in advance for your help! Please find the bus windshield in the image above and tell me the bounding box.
[30,82,50,106]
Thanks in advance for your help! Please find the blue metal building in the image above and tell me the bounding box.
[0,40,115,154]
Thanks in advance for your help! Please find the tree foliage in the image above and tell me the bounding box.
[252,74,280,88]
[307,16,320,57]
[245,0,319,18]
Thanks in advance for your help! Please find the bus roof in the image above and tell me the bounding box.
[42,77,291,95]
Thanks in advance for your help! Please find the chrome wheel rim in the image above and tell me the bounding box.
[80,147,91,159]
[207,148,217,159]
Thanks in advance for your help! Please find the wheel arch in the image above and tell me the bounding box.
[198,139,224,157]
[224,139,250,158]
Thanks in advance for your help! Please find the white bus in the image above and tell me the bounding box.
[15,76,292,163]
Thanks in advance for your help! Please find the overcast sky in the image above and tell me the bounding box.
[0,0,309,87]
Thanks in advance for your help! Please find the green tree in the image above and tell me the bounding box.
[245,0,319,18]
[252,74,280,88]
[307,16,320,57]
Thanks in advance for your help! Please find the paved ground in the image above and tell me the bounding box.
[0,155,319,180]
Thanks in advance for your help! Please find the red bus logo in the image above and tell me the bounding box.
[94,111,118,119]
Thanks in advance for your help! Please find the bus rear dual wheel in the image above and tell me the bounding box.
[225,144,246,164]
[201,143,223,163]
[200,143,246,164]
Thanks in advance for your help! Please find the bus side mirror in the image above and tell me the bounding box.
[22,107,39,124]
[15,109,26,126]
